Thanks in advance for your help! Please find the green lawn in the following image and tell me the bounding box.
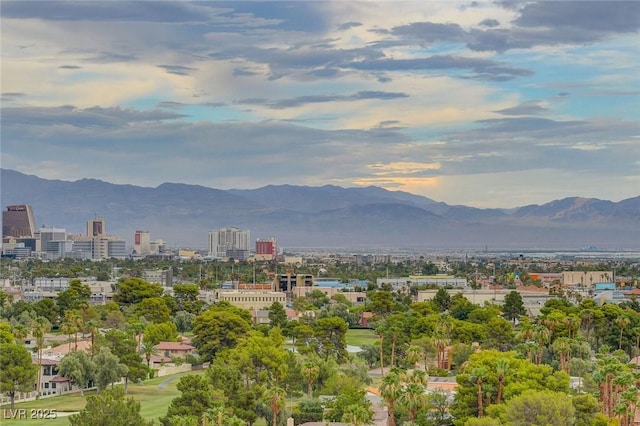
[1,370,204,426]
[346,328,378,346]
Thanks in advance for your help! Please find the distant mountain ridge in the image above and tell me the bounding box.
[1,168,638,250]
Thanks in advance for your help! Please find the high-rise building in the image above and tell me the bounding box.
[256,237,277,255]
[87,217,105,237]
[134,230,151,255]
[208,226,250,259]
[2,205,36,238]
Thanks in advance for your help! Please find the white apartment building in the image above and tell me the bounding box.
[208,226,250,259]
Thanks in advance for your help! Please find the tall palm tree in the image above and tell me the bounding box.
[616,316,631,350]
[141,339,158,376]
[127,320,145,353]
[301,358,320,397]
[401,382,427,423]
[470,367,488,417]
[59,320,73,353]
[380,371,403,426]
[32,317,51,398]
[264,386,286,426]
[552,337,573,374]
[11,324,27,346]
[494,358,509,404]
[376,325,385,376]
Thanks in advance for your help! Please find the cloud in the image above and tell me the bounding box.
[346,55,533,81]
[239,91,409,109]
[338,21,363,31]
[494,100,548,116]
[58,65,82,69]
[478,19,500,28]
[157,64,197,76]
[0,0,216,23]
[1,105,187,128]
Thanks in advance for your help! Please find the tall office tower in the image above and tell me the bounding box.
[208,226,250,259]
[87,217,105,237]
[134,230,151,255]
[256,237,277,257]
[2,205,36,238]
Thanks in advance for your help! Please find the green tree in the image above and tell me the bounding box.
[161,375,217,426]
[69,387,153,426]
[104,329,147,393]
[56,279,91,313]
[33,298,58,325]
[0,343,38,409]
[503,389,575,426]
[94,346,128,392]
[301,357,321,397]
[193,308,251,362]
[325,380,372,423]
[57,350,96,396]
[313,317,348,361]
[173,284,202,314]
[114,278,164,306]
[208,361,262,425]
[433,288,452,312]
[268,301,288,328]
[143,321,179,346]
[0,322,15,344]
[380,370,403,426]
[342,402,374,426]
[369,290,395,316]
[503,291,526,323]
[174,311,195,333]
[136,297,171,323]
[401,382,428,423]
[452,350,570,423]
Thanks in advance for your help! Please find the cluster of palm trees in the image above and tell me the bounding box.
[379,368,429,426]
[593,352,638,426]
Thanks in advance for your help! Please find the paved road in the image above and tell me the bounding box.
[157,376,178,391]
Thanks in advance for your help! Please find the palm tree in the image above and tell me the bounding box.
[470,367,488,417]
[32,317,51,398]
[553,337,573,374]
[263,386,286,426]
[494,358,509,404]
[405,345,423,369]
[202,406,234,426]
[380,371,403,426]
[389,326,399,369]
[341,402,373,426]
[141,339,158,376]
[533,325,551,364]
[127,320,145,353]
[11,324,27,346]
[301,358,320,397]
[616,316,631,350]
[401,382,427,423]
[581,309,595,342]
[376,325,385,376]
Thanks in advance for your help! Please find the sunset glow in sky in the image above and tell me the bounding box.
[2,1,639,208]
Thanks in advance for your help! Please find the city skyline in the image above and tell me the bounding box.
[1,1,639,209]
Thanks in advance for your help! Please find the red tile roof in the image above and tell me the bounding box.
[154,342,195,351]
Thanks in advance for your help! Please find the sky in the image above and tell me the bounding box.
[1,1,639,208]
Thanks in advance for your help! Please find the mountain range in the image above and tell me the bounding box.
[1,168,639,250]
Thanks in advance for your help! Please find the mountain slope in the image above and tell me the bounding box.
[1,169,638,249]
